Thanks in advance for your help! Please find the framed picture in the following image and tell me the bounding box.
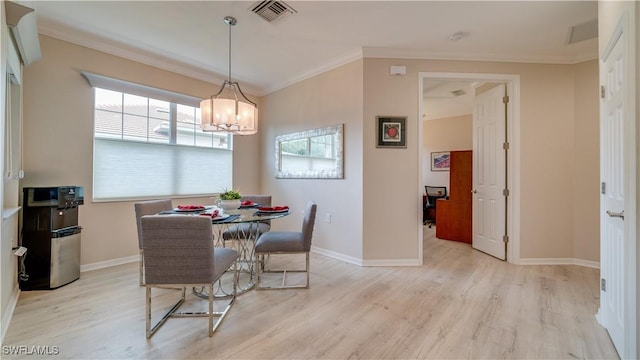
[431,151,450,171]
[376,116,406,148]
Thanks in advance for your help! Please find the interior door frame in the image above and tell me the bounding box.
[418,72,521,264]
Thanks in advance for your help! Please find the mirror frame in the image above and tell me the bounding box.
[275,124,344,179]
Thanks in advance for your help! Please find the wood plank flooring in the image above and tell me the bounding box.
[3,228,619,359]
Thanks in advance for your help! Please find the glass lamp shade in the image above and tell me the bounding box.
[200,82,258,135]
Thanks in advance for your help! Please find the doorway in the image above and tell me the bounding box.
[417,72,520,264]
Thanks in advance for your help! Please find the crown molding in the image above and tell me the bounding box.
[37,20,266,97]
[362,47,597,65]
[263,48,364,95]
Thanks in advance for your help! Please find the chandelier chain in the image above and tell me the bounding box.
[227,17,232,82]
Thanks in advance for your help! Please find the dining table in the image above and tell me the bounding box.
[159,205,290,298]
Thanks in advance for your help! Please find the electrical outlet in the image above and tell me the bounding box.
[324,213,331,224]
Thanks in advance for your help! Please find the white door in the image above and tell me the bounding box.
[472,84,506,260]
[598,28,626,356]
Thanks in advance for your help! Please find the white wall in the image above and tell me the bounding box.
[261,60,364,262]
[422,114,473,193]
[572,60,600,263]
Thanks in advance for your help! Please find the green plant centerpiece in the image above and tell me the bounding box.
[217,189,242,210]
[219,189,241,200]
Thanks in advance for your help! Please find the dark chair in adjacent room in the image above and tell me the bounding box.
[254,201,317,290]
[140,214,238,338]
[222,195,272,243]
[134,199,173,286]
[424,186,447,228]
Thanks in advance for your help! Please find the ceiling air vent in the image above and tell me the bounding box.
[250,0,297,23]
[567,19,598,44]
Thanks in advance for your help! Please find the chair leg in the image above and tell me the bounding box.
[139,250,144,286]
[209,263,237,336]
[255,252,310,290]
[145,283,236,338]
[255,254,261,288]
[146,286,186,339]
[208,284,214,337]
[305,252,310,288]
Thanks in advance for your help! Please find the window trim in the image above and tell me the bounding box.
[82,71,201,107]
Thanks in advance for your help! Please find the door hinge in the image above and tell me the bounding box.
[503,189,510,197]
[600,85,606,99]
[503,142,510,150]
[503,95,509,104]
[503,235,509,243]
[601,278,606,291]
[601,182,606,195]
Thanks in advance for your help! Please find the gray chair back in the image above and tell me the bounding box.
[134,199,173,249]
[301,202,317,251]
[241,195,271,207]
[242,195,272,225]
[140,215,217,285]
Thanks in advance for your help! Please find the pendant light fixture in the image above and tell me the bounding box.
[200,16,258,135]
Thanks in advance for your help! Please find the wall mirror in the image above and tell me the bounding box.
[275,124,344,179]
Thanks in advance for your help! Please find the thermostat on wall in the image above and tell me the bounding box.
[390,66,406,76]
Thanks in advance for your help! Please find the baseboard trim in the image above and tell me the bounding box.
[79,253,598,273]
[573,258,600,269]
[361,259,422,267]
[1,284,20,345]
[310,246,429,267]
[80,255,139,273]
[311,246,363,266]
[519,257,600,269]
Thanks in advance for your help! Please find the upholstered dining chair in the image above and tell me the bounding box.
[140,215,238,338]
[254,201,317,290]
[134,199,173,286]
[222,195,272,242]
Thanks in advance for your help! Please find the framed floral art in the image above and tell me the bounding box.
[376,116,406,148]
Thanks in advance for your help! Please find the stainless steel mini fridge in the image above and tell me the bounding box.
[20,186,83,290]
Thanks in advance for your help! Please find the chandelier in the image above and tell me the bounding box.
[200,16,258,135]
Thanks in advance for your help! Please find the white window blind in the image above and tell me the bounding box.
[93,139,231,200]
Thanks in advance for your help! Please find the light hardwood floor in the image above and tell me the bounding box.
[3,228,619,359]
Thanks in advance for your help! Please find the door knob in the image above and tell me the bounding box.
[472,189,478,194]
[606,210,625,220]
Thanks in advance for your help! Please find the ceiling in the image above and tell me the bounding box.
[423,80,476,120]
[30,1,598,96]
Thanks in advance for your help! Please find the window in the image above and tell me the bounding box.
[90,79,233,201]
[274,124,343,179]
[280,134,334,159]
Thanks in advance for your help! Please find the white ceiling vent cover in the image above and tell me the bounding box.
[567,19,598,44]
[250,1,297,23]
